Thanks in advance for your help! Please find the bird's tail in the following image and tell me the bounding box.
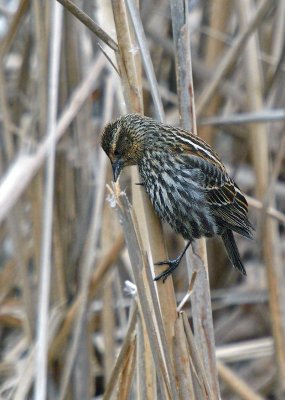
[221,229,246,275]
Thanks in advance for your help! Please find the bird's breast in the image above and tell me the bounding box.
[138,155,217,240]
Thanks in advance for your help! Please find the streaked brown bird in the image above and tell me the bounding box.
[101,114,253,281]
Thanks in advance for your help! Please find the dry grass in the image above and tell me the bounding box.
[0,1,285,399]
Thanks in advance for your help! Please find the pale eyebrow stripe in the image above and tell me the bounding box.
[112,125,121,146]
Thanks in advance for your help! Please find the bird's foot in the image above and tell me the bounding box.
[154,257,181,283]
[135,182,144,186]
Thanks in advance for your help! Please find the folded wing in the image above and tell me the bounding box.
[178,152,253,239]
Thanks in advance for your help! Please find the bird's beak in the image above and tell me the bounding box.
[112,159,124,182]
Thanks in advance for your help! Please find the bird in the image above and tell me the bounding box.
[101,113,253,282]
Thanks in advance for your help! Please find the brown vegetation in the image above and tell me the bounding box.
[0,1,284,399]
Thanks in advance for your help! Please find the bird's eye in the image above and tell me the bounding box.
[114,149,120,156]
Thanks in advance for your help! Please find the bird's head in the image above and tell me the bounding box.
[101,114,146,182]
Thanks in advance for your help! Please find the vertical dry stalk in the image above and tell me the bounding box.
[32,0,48,135]
[199,0,232,144]
[101,75,118,387]
[238,1,285,397]
[109,3,161,398]
[198,0,233,288]
[173,316,195,398]
[111,0,178,384]
[136,315,156,398]
[170,0,220,397]
[34,3,63,398]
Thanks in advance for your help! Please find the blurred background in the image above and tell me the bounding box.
[0,0,285,399]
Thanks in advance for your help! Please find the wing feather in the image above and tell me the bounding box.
[175,152,252,237]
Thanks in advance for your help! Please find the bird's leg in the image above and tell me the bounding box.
[154,241,192,282]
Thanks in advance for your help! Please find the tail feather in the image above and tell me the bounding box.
[221,229,247,275]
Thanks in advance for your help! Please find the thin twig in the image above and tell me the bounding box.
[56,0,118,51]
[198,109,285,126]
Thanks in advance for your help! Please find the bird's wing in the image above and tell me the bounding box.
[177,152,252,237]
